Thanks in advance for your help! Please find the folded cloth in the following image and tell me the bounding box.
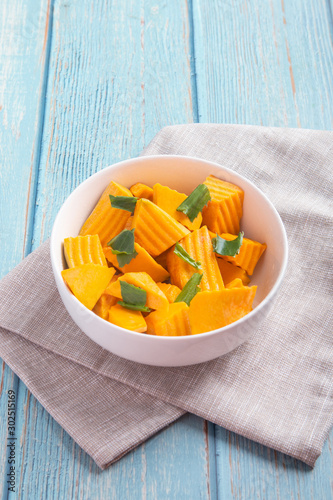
[1,124,332,469]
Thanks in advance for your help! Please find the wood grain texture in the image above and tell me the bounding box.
[193,0,333,129]
[1,0,333,498]
[192,0,333,498]
[0,0,213,498]
[0,1,53,499]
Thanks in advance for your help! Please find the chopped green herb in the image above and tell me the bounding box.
[107,229,138,267]
[174,273,203,306]
[119,280,147,307]
[176,184,211,222]
[212,232,244,257]
[109,195,138,214]
[117,301,151,312]
[174,242,201,270]
[113,252,138,267]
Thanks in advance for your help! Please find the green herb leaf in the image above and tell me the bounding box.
[120,280,147,307]
[212,232,244,257]
[176,184,211,222]
[174,242,201,270]
[107,229,138,267]
[174,273,203,306]
[118,301,151,312]
[113,252,138,267]
[109,195,138,214]
[107,229,135,253]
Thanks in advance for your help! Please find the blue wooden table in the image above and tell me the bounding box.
[1,1,333,498]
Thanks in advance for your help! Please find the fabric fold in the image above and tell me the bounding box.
[0,124,332,468]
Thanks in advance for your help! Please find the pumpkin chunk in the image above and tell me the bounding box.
[103,243,169,282]
[130,182,154,201]
[108,304,147,332]
[79,181,133,246]
[166,226,224,291]
[154,249,169,270]
[124,216,134,230]
[61,264,115,310]
[153,183,202,230]
[156,282,181,303]
[226,278,246,289]
[216,258,250,286]
[218,233,267,275]
[105,272,169,311]
[93,294,118,320]
[189,287,257,334]
[202,175,244,235]
[93,274,119,319]
[146,302,191,336]
[64,235,107,268]
[131,199,190,256]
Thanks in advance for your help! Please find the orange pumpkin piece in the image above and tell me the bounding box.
[79,181,133,246]
[146,302,191,336]
[156,282,181,303]
[61,264,115,310]
[105,272,169,312]
[153,183,202,231]
[216,258,250,286]
[93,293,118,320]
[131,199,190,256]
[226,278,246,289]
[166,226,224,291]
[108,304,147,333]
[154,249,169,270]
[189,286,257,334]
[64,235,107,268]
[130,182,154,201]
[93,273,119,319]
[219,233,267,276]
[124,216,134,230]
[202,175,244,235]
[103,243,170,282]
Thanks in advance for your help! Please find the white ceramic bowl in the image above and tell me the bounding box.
[50,155,288,366]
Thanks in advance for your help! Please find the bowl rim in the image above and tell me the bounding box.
[50,154,289,342]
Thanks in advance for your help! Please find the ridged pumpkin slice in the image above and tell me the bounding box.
[105,272,169,311]
[202,175,244,234]
[64,235,107,268]
[103,243,169,282]
[93,274,119,319]
[217,258,250,286]
[131,199,190,256]
[189,287,257,334]
[61,264,115,310]
[156,282,181,303]
[146,302,191,336]
[166,226,224,291]
[108,304,147,333]
[130,182,154,201]
[79,181,133,246]
[219,233,267,275]
[153,183,202,231]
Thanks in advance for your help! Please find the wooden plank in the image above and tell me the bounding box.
[0,0,52,274]
[192,0,333,497]
[193,0,333,129]
[6,0,213,498]
[0,1,53,499]
[215,428,333,500]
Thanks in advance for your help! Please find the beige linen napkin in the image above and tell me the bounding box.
[0,124,332,469]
